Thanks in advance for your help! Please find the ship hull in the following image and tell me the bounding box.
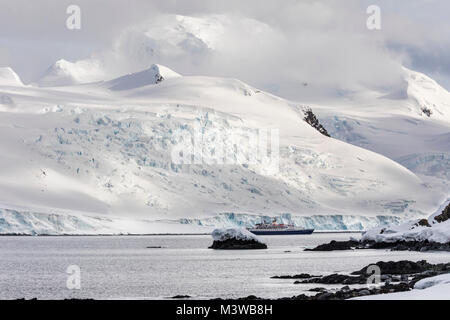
[249,229,314,235]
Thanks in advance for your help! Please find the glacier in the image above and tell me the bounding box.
[177,212,404,232]
[0,207,405,235]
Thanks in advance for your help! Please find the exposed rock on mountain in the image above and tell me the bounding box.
[302,107,330,137]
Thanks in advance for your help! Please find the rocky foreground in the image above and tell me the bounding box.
[239,260,450,300]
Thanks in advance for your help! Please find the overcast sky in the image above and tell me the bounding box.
[1,0,449,99]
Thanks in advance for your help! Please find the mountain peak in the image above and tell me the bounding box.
[106,64,181,91]
[0,67,23,86]
[37,59,104,87]
[402,67,450,118]
[148,64,182,82]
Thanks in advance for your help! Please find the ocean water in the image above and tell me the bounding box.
[0,233,449,300]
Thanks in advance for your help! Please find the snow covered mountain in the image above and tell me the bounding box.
[315,67,450,186]
[0,64,446,234]
[36,59,105,87]
[33,14,277,88]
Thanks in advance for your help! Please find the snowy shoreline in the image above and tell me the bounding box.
[362,199,450,245]
[307,199,450,252]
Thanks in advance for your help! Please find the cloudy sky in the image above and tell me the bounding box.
[1,0,449,100]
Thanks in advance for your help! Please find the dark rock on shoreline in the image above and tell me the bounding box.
[295,260,450,286]
[306,239,450,252]
[253,281,412,300]
[295,273,367,285]
[237,295,263,300]
[171,295,191,299]
[272,261,447,287]
[209,238,267,250]
[304,240,363,251]
[226,280,413,300]
[389,240,450,252]
[351,260,444,275]
[308,287,328,293]
[271,273,320,279]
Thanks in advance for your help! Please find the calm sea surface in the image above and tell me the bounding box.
[1,233,449,299]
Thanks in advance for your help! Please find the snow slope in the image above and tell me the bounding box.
[314,67,450,185]
[34,14,449,187]
[0,65,445,234]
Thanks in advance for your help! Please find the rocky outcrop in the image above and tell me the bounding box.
[305,239,362,251]
[209,238,267,249]
[208,228,267,250]
[302,107,330,137]
[351,260,445,275]
[434,202,450,223]
[415,219,431,227]
[421,107,432,117]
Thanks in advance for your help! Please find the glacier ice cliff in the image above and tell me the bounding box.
[0,208,407,235]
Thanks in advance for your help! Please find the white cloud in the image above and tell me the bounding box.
[1,0,449,99]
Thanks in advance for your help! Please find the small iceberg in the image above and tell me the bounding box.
[209,228,267,249]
